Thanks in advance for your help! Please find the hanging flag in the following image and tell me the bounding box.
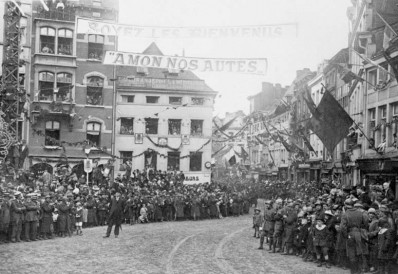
[340,69,365,84]
[299,131,316,154]
[376,11,398,50]
[383,49,398,82]
[213,116,237,134]
[228,155,237,166]
[299,85,319,120]
[40,0,49,11]
[306,90,353,154]
[241,147,249,160]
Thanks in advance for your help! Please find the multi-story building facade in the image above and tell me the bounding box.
[212,110,249,179]
[247,82,288,179]
[28,0,118,175]
[346,0,398,192]
[114,43,217,184]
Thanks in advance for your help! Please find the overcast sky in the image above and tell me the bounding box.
[118,0,351,117]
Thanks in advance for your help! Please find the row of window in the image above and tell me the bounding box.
[120,151,203,171]
[120,95,206,105]
[37,71,207,107]
[40,26,105,60]
[120,118,203,136]
[368,104,398,122]
[45,121,101,147]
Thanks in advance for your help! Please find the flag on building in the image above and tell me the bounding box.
[40,0,49,11]
[383,49,398,83]
[340,69,364,84]
[376,11,398,50]
[299,131,316,154]
[228,155,237,166]
[241,147,249,160]
[306,90,353,154]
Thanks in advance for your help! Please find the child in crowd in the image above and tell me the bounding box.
[75,202,83,236]
[313,216,331,268]
[252,208,262,238]
[52,208,59,236]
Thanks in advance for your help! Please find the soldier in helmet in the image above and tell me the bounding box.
[10,192,25,243]
[340,198,369,274]
[271,198,284,253]
[258,200,274,250]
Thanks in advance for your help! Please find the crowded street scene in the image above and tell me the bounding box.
[2,0,398,273]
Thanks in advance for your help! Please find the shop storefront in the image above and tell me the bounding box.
[357,157,398,199]
[296,164,310,183]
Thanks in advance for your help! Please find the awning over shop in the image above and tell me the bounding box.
[357,158,398,173]
[298,164,310,169]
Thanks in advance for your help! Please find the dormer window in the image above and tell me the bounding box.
[167,68,180,76]
[137,66,148,75]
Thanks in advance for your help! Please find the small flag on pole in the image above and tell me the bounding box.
[40,0,50,11]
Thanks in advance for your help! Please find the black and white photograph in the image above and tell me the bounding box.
[1,0,398,273]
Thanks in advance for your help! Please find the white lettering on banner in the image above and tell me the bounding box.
[104,51,267,75]
[77,18,298,39]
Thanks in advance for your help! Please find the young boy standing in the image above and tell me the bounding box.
[253,208,263,238]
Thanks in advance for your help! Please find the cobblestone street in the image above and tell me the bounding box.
[0,211,350,274]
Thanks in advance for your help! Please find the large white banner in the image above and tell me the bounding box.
[103,51,267,75]
[77,18,297,39]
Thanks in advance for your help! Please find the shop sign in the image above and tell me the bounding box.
[183,173,211,185]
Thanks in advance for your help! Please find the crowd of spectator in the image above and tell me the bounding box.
[253,178,398,274]
[0,167,254,245]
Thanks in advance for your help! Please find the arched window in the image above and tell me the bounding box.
[56,72,72,102]
[39,71,55,101]
[86,76,104,105]
[87,122,101,146]
[45,121,60,146]
[40,27,55,54]
[58,28,73,55]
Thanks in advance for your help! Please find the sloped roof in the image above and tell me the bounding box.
[116,43,216,94]
[142,42,164,55]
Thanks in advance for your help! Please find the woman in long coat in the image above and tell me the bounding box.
[174,196,185,220]
[153,197,163,222]
[125,197,136,225]
[57,198,70,237]
[190,196,201,221]
[209,195,218,219]
[85,196,97,227]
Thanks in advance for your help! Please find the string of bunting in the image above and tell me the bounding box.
[145,135,182,151]
[212,119,249,142]
[31,126,211,160]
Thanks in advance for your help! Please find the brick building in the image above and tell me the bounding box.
[28,0,118,175]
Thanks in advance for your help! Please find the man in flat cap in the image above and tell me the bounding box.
[0,193,11,243]
[10,192,25,242]
[40,194,54,239]
[24,194,40,241]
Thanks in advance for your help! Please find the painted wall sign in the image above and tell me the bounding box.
[77,18,298,39]
[104,51,267,75]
